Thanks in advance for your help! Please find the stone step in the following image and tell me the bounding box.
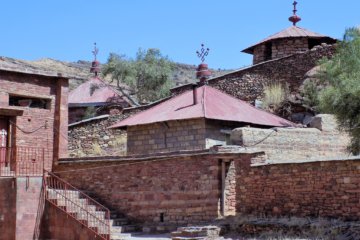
[172,237,205,240]
[47,189,81,198]
[110,218,129,226]
[110,232,132,240]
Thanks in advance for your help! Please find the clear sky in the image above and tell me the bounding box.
[1,0,359,69]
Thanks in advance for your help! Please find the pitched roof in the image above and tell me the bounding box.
[68,77,129,107]
[242,26,337,54]
[0,56,73,79]
[110,85,294,128]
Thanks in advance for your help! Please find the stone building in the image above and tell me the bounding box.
[242,26,336,65]
[171,3,338,122]
[68,77,132,123]
[110,85,294,155]
[0,58,69,239]
[68,47,133,124]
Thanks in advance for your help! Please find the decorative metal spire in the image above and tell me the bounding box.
[196,44,210,63]
[288,1,301,26]
[90,42,101,77]
[195,44,211,84]
[92,42,99,61]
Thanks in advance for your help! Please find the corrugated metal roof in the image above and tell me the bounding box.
[68,77,127,106]
[242,26,336,54]
[110,85,294,128]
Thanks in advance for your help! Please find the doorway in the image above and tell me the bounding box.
[0,117,10,174]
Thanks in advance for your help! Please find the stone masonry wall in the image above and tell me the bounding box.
[0,70,68,169]
[210,44,336,104]
[40,202,99,240]
[253,38,309,64]
[68,108,143,157]
[68,116,126,157]
[172,44,336,104]
[236,157,360,220]
[54,153,246,225]
[56,152,360,225]
[127,119,206,155]
[230,115,350,161]
[0,178,16,240]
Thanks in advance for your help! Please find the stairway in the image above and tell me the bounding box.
[46,188,139,240]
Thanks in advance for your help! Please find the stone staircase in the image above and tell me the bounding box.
[46,188,138,240]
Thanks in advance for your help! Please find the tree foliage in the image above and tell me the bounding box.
[102,48,174,104]
[317,27,360,154]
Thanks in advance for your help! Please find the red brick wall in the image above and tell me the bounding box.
[55,154,240,225]
[0,178,16,240]
[40,202,99,240]
[235,158,360,220]
[15,177,43,240]
[0,71,68,169]
[0,177,44,240]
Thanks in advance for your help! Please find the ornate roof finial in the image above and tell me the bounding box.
[90,42,101,77]
[195,44,211,84]
[289,1,301,26]
[196,44,210,63]
[92,42,99,61]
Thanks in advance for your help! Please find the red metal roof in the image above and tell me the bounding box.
[110,85,294,128]
[242,26,337,54]
[69,78,128,106]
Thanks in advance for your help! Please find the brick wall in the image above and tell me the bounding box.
[55,153,257,225]
[0,70,68,168]
[40,202,99,240]
[0,178,16,240]
[230,115,350,161]
[0,177,44,240]
[235,157,360,220]
[127,119,206,155]
[15,177,43,240]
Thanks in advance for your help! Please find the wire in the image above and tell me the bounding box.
[242,128,277,147]
[10,121,45,134]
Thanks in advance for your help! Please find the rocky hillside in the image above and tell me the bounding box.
[14,58,231,90]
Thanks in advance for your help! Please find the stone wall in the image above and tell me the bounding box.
[127,119,207,155]
[55,152,254,225]
[0,178,16,240]
[0,177,44,240]
[55,151,360,225]
[68,108,144,157]
[236,157,360,220]
[253,38,309,64]
[230,115,350,161]
[40,202,99,240]
[0,70,68,168]
[68,115,126,157]
[172,44,336,104]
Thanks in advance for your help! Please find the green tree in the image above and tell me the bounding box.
[102,48,174,104]
[318,27,360,154]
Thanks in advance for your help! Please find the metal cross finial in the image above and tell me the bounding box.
[289,0,301,26]
[196,44,210,63]
[92,42,99,61]
[293,1,298,15]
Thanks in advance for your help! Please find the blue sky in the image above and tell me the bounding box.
[1,0,359,69]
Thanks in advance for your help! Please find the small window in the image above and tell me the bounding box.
[9,95,51,109]
[264,42,272,61]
